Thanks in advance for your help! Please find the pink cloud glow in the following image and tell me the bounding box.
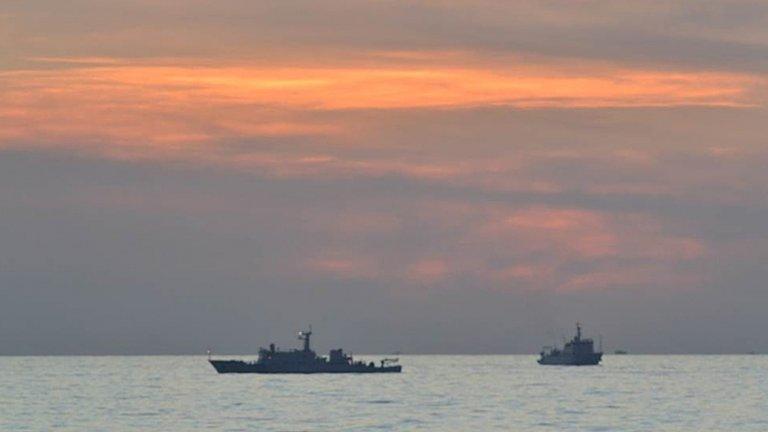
[291,203,708,293]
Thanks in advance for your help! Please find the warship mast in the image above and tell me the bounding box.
[298,326,312,352]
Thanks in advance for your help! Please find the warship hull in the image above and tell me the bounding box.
[537,353,602,366]
[538,323,603,366]
[210,360,402,374]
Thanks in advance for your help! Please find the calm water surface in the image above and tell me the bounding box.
[2,355,767,431]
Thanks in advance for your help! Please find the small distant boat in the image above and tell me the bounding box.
[209,327,402,374]
[538,323,603,366]
[614,350,628,355]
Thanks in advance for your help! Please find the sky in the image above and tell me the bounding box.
[1,0,767,354]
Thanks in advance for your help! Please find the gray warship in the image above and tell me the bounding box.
[209,328,402,374]
[538,323,602,366]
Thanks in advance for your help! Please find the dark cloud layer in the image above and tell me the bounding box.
[4,1,768,72]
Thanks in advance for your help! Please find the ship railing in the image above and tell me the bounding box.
[381,358,399,366]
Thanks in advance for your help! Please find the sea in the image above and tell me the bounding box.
[1,355,767,431]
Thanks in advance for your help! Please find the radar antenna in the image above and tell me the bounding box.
[298,325,313,352]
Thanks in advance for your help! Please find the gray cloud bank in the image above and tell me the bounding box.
[1,106,768,354]
[3,1,768,72]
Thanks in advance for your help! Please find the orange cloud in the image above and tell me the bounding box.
[560,267,702,293]
[466,205,708,291]
[408,259,450,284]
[1,54,761,161]
[7,58,758,111]
[291,202,708,294]
[305,255,380,280]
[483,206,620,259]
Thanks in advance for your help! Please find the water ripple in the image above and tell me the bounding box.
[1,355,767,431]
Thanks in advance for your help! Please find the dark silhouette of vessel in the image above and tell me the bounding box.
[538,323,602,366]
[209,327,402,374]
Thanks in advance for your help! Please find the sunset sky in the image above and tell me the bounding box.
[2,1,768,354]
